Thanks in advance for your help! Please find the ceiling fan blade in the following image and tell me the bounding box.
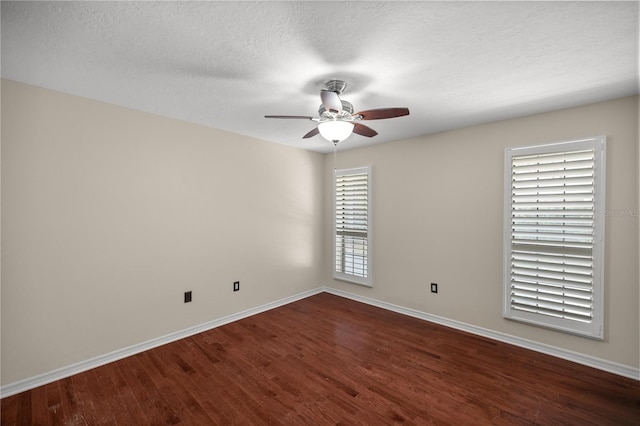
[353,123,378,137]
[355,107,410,120]
[320,90,342,113]
[302,127,320,139]
[264,115,314,120]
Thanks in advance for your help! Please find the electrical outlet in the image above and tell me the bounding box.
[233,281,240,292]
[184,291,192,303]
[430,283,438,293]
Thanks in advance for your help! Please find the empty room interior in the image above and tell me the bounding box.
[1,1,639,424]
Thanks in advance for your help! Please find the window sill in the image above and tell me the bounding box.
[333,273,373,288]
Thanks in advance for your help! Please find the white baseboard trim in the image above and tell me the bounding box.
[0,287,324,398]
[323,287,640,381]
[3,286,637,398]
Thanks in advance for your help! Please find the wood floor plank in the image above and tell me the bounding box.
[1,391,18,426]
[2,293,639,425]
[43,382,64,425]
[55,378,76,425]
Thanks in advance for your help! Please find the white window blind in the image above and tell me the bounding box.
[504,137,605,339]
[334,167,372,286]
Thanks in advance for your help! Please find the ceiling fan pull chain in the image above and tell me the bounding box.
[333,142,338,171]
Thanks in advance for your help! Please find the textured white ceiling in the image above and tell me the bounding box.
[2,1,638,153]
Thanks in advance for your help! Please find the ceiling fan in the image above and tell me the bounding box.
[265,80,410,145]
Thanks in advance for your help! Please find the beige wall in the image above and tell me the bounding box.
[1,80,325,384]
[325,96,639,369]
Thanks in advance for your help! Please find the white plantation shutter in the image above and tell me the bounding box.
[504,137,605,339]
[334,167,372,286]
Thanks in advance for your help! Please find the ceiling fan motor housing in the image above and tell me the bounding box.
[318,100,354,119]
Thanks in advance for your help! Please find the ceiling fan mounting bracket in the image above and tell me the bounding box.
[324,79,347,94]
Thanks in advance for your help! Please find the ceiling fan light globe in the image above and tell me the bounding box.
[318,121,354,144]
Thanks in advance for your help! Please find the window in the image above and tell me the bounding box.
[504,137,605,339]
[334,166,372,286]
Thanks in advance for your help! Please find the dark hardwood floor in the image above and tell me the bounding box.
[2,292,639,425]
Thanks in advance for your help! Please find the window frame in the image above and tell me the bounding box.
[333,166,373,287]
[503,136,606,340]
